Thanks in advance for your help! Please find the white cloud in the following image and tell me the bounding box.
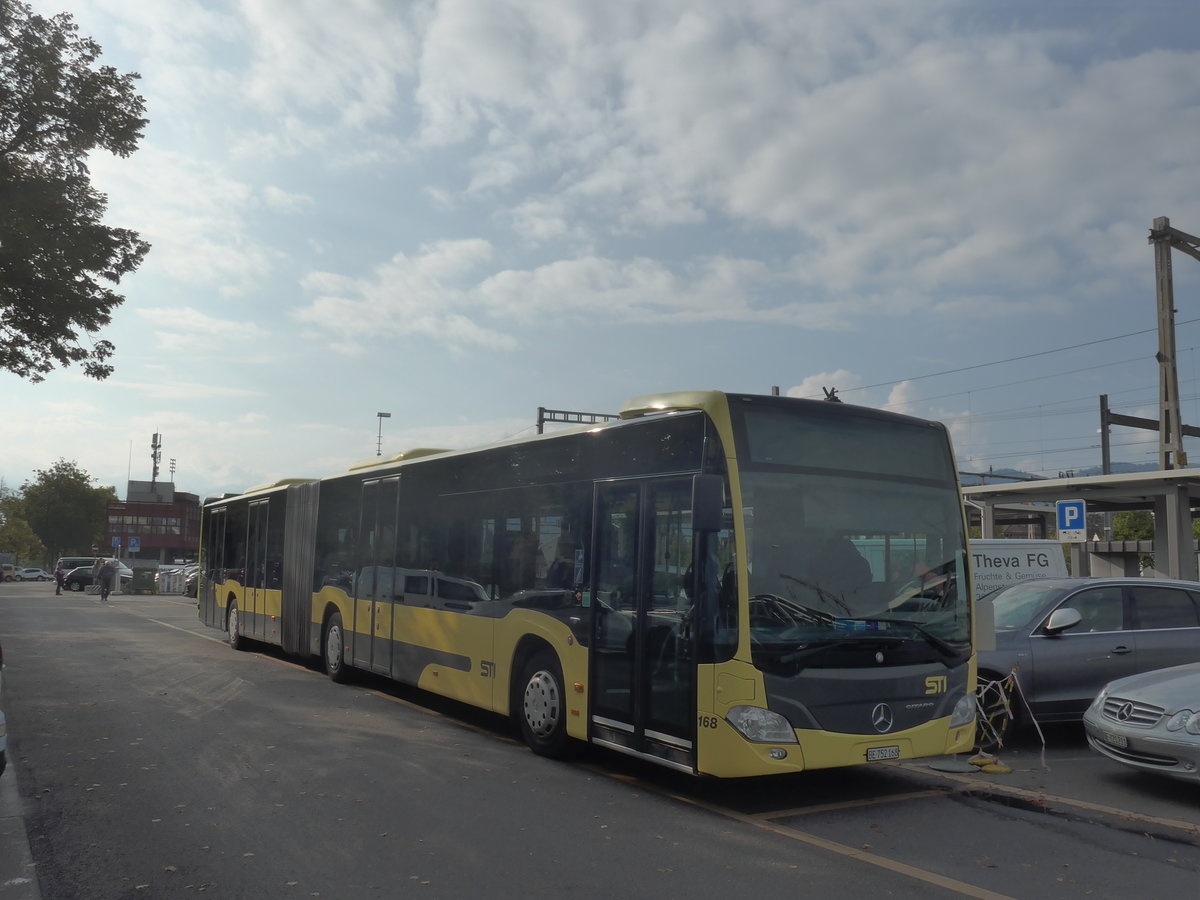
[136,307,271,356]
[236,0,419,132]
[262,185,313,214]
[89,148,282,295]
[407,0,1200,310]
[294,240,516,352]
[786,370,864,402]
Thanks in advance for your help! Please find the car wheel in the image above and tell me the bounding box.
[516,649,571,758]
[324,611,350,683]
[69,581,83,592]
[227,600,245,651]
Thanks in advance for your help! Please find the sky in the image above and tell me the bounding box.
[4,0,1200,501]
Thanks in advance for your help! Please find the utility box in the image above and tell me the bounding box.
[131,568,156,595]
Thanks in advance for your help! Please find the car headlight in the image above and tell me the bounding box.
[726,706,798,743]
[1166,710,1194,732]
[1091,686,1110,710]
[1187,713,1200,736]
[950,693,976,728]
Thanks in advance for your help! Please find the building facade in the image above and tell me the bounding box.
[104,481,201,565]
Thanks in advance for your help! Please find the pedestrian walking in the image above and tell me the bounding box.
[54,565,65,595]
[98,559,116,602]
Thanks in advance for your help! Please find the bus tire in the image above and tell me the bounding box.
[516,649,570,759]
[324,611,350,683]
[227,600,245,651]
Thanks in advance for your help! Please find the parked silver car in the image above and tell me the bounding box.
[978,577,1200,726]
[1084,662,1200,782]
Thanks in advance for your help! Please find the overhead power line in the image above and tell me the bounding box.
[836,317,1200,397]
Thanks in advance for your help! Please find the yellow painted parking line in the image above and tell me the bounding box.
[618,773,1019,900]
[763,788,956,818]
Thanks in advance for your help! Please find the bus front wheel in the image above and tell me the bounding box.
[324,612,350,683]
[517,649,570,759]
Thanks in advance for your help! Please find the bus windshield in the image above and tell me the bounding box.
[732,400,971,670]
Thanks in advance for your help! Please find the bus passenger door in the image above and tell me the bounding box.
[591,479,696,771]
[247,499,269,641]
[200,508,226,629]
[372,477,399,675]
[355,477,399,676]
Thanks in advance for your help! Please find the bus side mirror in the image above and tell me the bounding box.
[692,475,724,533]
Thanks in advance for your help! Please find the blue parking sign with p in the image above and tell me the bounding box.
[1056,499,1086,541]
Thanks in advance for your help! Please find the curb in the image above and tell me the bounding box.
[0,765,39,899]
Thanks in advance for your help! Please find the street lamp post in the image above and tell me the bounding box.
[376,411,391,456]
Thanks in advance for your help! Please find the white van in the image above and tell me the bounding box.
[970,539,1068,599]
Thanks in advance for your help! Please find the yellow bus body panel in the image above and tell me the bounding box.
[695,660,975,778]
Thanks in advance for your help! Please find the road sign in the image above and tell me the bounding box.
[112,536,121,548]
[128,537,141,551]
[91,544,99,553]
[1057,499,1087,542]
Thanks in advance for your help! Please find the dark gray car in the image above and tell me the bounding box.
[978,577,1200,725]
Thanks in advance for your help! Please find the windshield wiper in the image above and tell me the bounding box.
[834,617,968,663]
[749,593,839,627]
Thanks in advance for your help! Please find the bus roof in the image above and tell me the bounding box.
[347,447,452,473]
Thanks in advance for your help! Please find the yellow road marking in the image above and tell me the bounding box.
[593,767,1018,900]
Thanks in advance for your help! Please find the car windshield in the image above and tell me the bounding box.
[991,582,1064,630]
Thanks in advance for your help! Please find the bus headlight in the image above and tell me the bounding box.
[950,693,976,728]
[726,706,798,743]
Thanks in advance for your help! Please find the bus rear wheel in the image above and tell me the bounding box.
[517,649,570,759]
[324,611,350,683]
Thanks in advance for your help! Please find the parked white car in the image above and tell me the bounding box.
[18,568,52,582]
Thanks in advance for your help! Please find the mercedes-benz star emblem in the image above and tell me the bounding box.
[871,703,894,734]
[1116,702,1134,722]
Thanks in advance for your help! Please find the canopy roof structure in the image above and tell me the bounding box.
[963,470,1200,580]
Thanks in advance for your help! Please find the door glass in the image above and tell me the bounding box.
[1129,586,1200,629]
[645,482,694,737]
[1058,588,1123,633]
[593,486,640,723]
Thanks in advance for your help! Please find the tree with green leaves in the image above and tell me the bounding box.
[0,493,46,564]
[21,459,115,559]
[1111,510,1154,541]
[0,0,150,381]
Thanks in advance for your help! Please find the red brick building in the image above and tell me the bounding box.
[104,481,201,565]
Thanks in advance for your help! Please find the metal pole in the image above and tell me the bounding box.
[1099,394,1111,475]
[376,411,391,456]
[1152,216,1187,469]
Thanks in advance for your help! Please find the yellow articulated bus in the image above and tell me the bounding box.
[198,390,979,777]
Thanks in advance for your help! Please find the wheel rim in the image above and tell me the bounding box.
[523,669,561,739]
[229,606,239,641]
[325,623,343,671]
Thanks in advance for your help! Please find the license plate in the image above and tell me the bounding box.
[1099,730,1128,749]
[866,745,900,761]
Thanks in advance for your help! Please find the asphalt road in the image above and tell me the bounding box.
[1,581,1198,899]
